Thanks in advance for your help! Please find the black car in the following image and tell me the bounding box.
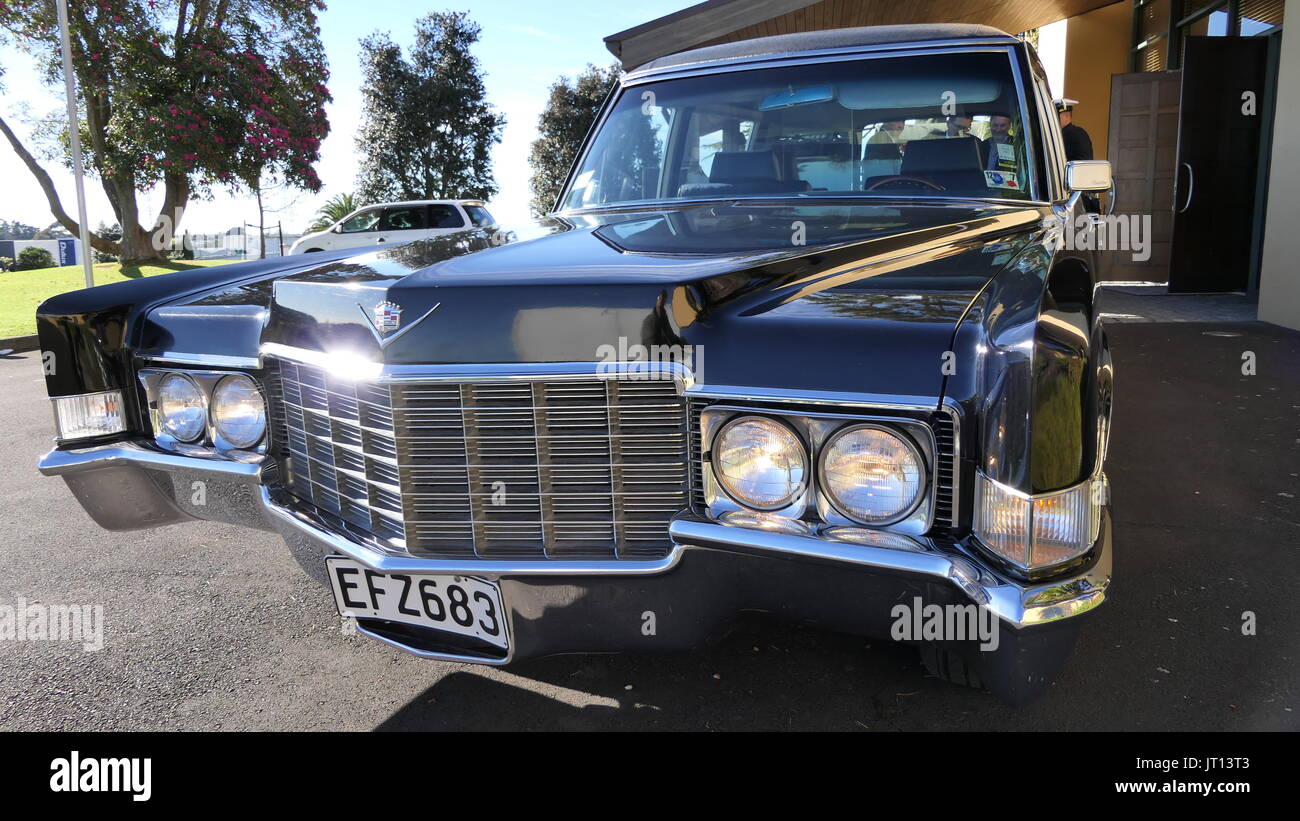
[35,24,1115,703]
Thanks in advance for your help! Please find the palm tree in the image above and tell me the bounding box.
[305,192,360,233]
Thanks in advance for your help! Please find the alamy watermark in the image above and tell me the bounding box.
[0,596,104,652]
[1052,213,1153,262]
[50,751,151,801]
[595,337,704,381]
[891,596,999,651]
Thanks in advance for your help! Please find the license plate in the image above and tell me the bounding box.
[326,557,508,650]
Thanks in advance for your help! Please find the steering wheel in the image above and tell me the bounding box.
[866,175,946,192]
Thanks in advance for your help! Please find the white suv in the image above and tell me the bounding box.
[289,199,495,254]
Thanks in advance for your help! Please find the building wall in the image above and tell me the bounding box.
[1259,24,1300,331]
[1061,1,1132,162]
[0,238,82,267]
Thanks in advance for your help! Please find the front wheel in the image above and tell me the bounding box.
[915,616,1085,705]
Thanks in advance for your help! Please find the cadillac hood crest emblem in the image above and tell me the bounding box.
[374,300,403,334]
[358,299,440,348]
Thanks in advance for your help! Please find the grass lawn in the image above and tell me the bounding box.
[0,259,234,338]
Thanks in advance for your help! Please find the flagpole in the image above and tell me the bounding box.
[55,0,94,289]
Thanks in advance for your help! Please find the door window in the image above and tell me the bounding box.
[338,209,381,233]
[379,206,427,231]
[428,205,466,228]
[465,206,495,227]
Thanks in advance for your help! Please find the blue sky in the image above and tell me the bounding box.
[0,0,697,236]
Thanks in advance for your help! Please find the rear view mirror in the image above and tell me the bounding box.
[759,85,834,110]
[1066,160,1112,192]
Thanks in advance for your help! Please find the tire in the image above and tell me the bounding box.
[918,616,1084,705]
[304,248,324,253]
[919,645,985,691]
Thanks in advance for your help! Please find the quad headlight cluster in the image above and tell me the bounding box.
[705,410,933,535]
[142,370,267,451]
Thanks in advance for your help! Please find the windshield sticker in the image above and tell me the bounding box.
[997,142,1016,162]
[984,170,1020,190]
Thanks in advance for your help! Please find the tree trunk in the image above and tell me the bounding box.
[0,111,179,264]
[0,112,120,257]
[118,223,168,264]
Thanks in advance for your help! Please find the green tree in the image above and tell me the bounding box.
[355,11,504,202]
[528,64,619,217]
[34,221,72,239]
[306,191,359,233]
[0,219,41,240]
[14,246,56,270]
[0,0,331,263]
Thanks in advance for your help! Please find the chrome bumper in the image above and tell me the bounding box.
[38,441,1111,634]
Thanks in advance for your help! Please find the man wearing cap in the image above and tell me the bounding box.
[1056,99,1094,162]
[1057,99,1099,213]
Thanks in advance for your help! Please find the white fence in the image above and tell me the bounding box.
[177,229,302,260]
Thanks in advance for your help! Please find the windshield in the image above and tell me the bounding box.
[562,51,1036,210]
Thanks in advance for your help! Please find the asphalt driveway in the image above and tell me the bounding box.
[1,320,1297,730]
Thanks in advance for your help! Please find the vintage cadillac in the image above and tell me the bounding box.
[36,24,1114,703]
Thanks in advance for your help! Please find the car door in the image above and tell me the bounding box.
[332,207,383,250]
[374,205,428,247]
[425,204,467,237]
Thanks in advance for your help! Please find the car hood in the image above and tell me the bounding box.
[144,200,1047,399]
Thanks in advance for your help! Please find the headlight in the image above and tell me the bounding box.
[52,390,126,440]
[712,416,807,510]
[157,373,206,442]
[975,473,1102,571]
[819,425,925,524]
[211,375,266,448]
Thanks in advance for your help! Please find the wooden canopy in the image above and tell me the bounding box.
[605,0,1123,68]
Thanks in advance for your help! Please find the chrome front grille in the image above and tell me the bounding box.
[267,357,689,559]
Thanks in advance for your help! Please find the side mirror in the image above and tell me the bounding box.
[331,224,343,233]
[1066,160,1112,192]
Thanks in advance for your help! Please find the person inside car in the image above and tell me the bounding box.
[984,113,1015,171]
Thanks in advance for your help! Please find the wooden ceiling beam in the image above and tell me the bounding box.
[606,0,1126,68]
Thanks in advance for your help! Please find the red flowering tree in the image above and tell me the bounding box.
[0,0,331,262]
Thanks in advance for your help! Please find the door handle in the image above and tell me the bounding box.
[376,237,386,243]
[1177,162,1195,214]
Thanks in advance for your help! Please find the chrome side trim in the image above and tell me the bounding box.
[556,194,1053,219]
[143,352,262,368]
[38,442,268,480]
[686,384,940,411]
[1006,41,1043,203]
